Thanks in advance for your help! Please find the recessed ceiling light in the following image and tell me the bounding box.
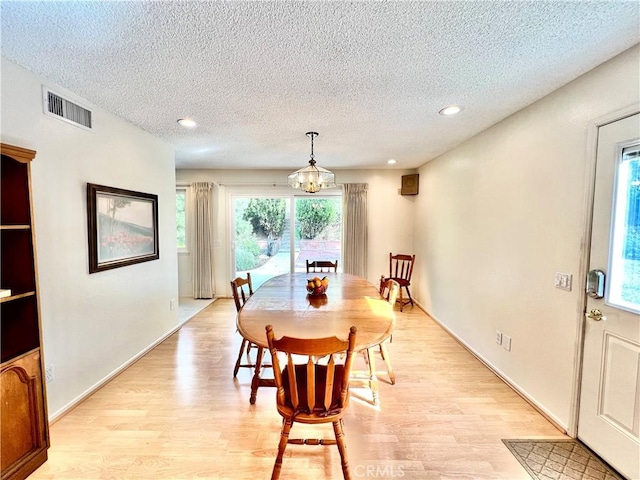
[387,159,397,165]
[438,105,463,116]
[177,118,197,128]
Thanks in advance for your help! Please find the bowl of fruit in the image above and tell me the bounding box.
[306,276,329,296]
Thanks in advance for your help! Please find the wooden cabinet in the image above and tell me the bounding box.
[1,144,49,480]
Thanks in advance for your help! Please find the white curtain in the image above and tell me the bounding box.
[342,183,368,278]
[190,182,215,298]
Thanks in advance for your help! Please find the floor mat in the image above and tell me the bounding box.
[502,439,623,480]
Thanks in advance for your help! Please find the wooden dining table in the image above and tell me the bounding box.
[236,272,396,404]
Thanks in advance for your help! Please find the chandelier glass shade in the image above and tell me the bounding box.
[288,132,336,193]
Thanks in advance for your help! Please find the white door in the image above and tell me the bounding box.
[578,113,640,479]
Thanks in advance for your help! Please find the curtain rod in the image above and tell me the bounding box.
[178,182,354,189]
[216,182,350,187]
[216,182,289,187]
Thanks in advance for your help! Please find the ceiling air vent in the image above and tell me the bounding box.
[42,88,92,130]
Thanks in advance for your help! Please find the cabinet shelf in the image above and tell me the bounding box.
[0,225,31,230]
[0,291,36,305]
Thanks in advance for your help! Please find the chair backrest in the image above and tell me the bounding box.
[389,253,415,282]
[379,277,400,306]
[230,273,253,312]
[306,260,338,273]
[266,325,357,415]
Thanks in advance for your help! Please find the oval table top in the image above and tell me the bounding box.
[237,272,395,351]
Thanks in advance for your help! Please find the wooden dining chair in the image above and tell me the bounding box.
[265,324,357,480]
[350,278,398,404]
[383,253,415,311]
[379,276,400,307]
[375,277,399,384]
[306,259,338,273]
[231,273,262,377]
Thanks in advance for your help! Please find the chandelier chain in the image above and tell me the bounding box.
[307,131,317,162]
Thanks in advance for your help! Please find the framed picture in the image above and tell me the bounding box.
[87,183,159,273]
[401,174,419,195]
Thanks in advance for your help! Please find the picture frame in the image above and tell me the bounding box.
[87,183,159,273]
[401,174,419,195]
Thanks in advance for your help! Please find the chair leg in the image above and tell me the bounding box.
[405,286,414,307]
[233,338,249,377]
[271,418,293,480]
[333,419,351,480]
[398,288,404,312]
[361,349,370,367]
[250,346,265,404]
[365,348,380,405]
[378,342,395,385]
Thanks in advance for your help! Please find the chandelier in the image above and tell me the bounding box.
[288,132,336,193]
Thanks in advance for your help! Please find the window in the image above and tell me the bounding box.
[608,145,640,312]
[176,188,187,252]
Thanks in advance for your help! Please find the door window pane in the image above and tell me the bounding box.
[608,145,640,313]
[233,197,290,290]
[294,197,342,272]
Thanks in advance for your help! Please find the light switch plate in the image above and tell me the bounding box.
[554,272,572,291]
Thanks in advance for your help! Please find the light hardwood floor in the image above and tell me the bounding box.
[31,300,564,479]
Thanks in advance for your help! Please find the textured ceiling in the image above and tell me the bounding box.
[1,1,639,170]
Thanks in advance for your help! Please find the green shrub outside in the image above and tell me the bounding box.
[296,199,337,239]
[243,199,286,239]
[243,198,286,255]
[235,219,261,270]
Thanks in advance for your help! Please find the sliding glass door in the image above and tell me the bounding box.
[293,197,341,272]
[232,194,341,289]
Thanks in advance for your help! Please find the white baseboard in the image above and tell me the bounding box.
[412,300,568,435]
[48,322,185,424]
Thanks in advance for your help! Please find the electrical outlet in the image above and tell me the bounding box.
[45,364,54,383]
[502,334,512,351]
[170,299,176,311]
[495,331,503,345]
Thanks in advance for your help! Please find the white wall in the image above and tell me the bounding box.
[1,58,180,419]
[175,169,416,297]
[413,45,640,430]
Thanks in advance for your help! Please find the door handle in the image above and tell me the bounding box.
[585,309,606,321]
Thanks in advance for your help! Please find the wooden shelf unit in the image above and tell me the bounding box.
[1,143,50,480]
